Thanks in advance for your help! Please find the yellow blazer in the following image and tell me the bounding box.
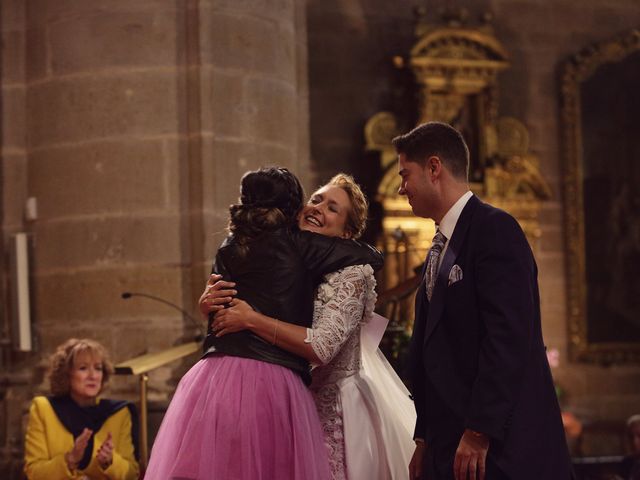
[24,396,140,480]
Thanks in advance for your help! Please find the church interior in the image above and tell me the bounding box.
[1,0,639,478]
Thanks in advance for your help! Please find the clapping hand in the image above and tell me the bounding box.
[97,432,114,470]
[65,427,92,470]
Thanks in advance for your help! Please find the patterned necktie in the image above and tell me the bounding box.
[425,230,447,301]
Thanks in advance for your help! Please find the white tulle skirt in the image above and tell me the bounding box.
[340,313,416,480]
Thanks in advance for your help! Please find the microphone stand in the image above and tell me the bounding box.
[121,292,205,341]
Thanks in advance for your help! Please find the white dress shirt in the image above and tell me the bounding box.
[436,190,473,270]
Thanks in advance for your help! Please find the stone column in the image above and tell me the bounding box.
[24,0,192,393]
[197,0,310,269]
[11,0,308,396]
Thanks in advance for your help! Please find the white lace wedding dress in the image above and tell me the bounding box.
[305,264,416,480]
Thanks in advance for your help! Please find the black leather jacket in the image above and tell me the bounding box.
[202,228,383,384]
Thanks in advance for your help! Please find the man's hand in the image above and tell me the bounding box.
[409,441,426,479]
[198,274,237,317]
[453,429,489,480]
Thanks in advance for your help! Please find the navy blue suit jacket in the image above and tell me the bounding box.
[408,195,572,479]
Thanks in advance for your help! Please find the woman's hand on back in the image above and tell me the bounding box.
[198,274,237,317]
[212,299,256,337]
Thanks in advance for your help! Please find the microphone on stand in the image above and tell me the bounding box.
[121,292,205,342]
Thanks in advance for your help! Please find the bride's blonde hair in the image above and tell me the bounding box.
[324,173,368,239]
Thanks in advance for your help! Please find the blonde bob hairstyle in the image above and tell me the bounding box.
[323,173,369,239]
[48,338,114,397]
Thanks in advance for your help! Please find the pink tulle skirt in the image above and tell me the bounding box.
[144,355,331,480]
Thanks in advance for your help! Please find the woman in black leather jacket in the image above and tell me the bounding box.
[144,167,383,480]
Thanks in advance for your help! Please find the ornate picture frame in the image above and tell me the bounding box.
[560,29,640,364]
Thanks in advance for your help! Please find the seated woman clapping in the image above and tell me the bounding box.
[24,338,140,480]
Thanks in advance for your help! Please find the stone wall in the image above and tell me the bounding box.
[306,0,640,454]
[1,1,30,474]
[0,0,309,475]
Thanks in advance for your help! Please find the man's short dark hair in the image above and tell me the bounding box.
[391,122,469,181]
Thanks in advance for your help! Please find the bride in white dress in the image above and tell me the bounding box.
[205,173,416,479]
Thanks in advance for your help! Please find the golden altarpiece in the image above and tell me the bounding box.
[368,10,551,336]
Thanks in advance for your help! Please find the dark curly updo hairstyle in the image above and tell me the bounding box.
[229,167,304,251]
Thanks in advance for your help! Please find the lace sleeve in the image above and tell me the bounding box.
[306,265,372,365]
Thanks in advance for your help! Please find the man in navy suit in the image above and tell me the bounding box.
[394,122,573,480]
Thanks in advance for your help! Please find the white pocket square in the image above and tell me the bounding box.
[448,264,463,286]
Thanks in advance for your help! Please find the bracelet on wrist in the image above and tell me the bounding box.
[272,318,280,346]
